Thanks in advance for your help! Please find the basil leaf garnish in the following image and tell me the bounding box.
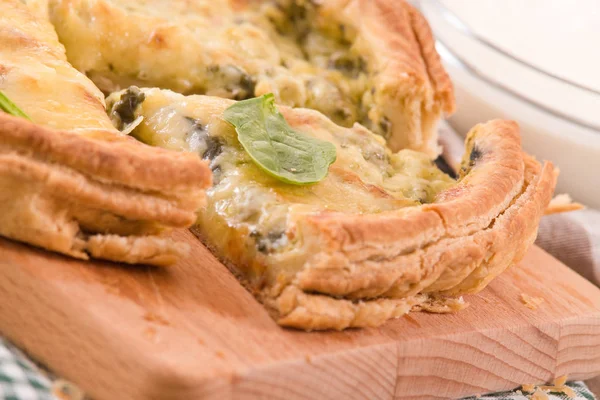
[0,90,30,120]
[223,94,336,185]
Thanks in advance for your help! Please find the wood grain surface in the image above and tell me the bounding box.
[0,230,599,400]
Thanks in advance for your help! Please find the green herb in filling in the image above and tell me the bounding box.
[109,86,145,129]
[0,90,30,120]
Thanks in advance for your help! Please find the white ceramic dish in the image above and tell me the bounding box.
[419,0,600,208]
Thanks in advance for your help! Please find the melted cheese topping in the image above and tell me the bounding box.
[49,0,390,136]
[107,88,455,269]
[0,0,115,133]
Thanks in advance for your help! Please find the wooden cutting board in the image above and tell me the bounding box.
[1,230,599,400]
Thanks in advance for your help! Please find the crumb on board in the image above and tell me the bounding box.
[143,311,170,325]
[52,379,86,400]
[415,295,468,313]
[143,326,158,341]
[520,294,544,310]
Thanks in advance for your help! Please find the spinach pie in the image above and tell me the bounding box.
[0,0,561,330]
[107,88,556,330]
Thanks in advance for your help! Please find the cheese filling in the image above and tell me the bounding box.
[107,88,455,278]
[49,0,392,138]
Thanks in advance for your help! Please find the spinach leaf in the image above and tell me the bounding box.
[0,90,30,120]
[223,94,336,185]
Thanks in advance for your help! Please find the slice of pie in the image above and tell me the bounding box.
[0,0,211,265]
[47,0,454,156]
[107,87,556,330]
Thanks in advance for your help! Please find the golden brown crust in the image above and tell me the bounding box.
[271,286,427,331]
[245,120,555,329]
[357,0,454,110]
[444,157,556,294]
[0,145,201,227]
[189,235,465,331]
[85,235,190,267]
[0,0,211,265]
[334,0,455,154]
[270,287,466,331]
[404,1,455,115]
[0,141,205,265]
[0,114,211,195]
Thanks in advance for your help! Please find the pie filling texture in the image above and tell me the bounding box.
[0,0,211,266]
[107,88,557,330]
[47,0,454,156]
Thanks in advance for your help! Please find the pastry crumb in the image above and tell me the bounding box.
[520,375,575,399]
[143,311,170,325]
[553,375,568,387]
[520,294,544,310]
[52,379,86,400]
[540,378,576,399]
[522,384,536,392]
[544,193,584,215]
[143,326,157,341]
[417,295,468,313]
[529,388,549,400]
[540,385,576,399]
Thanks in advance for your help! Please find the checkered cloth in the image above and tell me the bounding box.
[0,338,53,400]
[0,122,597,400]
[462,382,597,400]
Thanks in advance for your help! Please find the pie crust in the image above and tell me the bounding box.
[237,120,555,330]
[0,0,211,265]
[271,122,556,330]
